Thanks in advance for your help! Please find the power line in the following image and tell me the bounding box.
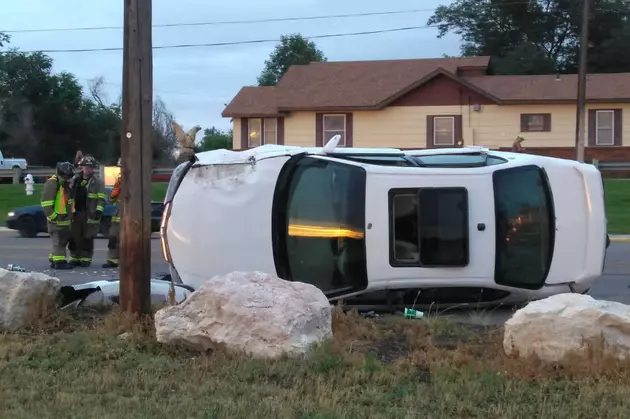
[2,0,625,34]
[4,25,433,54]
[1,9,430,33]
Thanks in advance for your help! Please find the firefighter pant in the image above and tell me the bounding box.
[47,222,71,263]
[107,217,120,264]
[69,211,99,264]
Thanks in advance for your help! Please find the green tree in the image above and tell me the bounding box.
[0,32,9,47]
[257,34,326,86]
[198,127,232,151]
[427,0,630,74]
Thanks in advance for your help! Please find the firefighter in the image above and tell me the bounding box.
[103,157,122,268]
[68,154,106,267]
[41,162,75,270]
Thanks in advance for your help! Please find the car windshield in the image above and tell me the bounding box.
[273,157,368,296]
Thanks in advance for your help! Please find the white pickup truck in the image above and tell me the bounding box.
[0,150,27,170]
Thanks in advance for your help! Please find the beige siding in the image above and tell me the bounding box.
[353,106,465,148]
[472,103,630,148]
[232,118,241,150]
[233,103,630,149]
[284,111,317,146]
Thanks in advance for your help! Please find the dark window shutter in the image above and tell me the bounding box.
[543,114,552,132]
[315,113,324,146]
[277,117,285,145]
[240,118,248,149]
[588,110,597,146]
[345,113,353,147]
[614,109,623,146]
[426,116,434,148]
[520,114,528,132]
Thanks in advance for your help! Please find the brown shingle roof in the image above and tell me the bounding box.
[221,86,285,118]
[222,57,630,117]
[275,56,490,109]
[465,73,630,102]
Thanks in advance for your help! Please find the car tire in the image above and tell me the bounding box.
[17,216,38,238]
[99,216,112,237]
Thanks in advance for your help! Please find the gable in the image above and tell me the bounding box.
[389,73,496,107]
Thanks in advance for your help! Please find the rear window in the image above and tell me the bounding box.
[493,165,555,289]
[389,187,469,267]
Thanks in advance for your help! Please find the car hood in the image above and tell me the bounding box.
[10,205,42,215]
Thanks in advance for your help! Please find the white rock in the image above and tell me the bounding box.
[504,293,630,362]
[154,271,332,359]
[0,268,61,331]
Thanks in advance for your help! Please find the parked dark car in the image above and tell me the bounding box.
[5,186,164,238]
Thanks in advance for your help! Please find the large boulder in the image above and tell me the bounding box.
[0,268,61,331]
[504,293,630,362]
[154,271,332,359]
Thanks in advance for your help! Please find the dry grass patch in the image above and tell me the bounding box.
[1,306,630,418]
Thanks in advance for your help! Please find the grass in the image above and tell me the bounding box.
[2,307,630,418]
[604,180,630,234]
[0,183,168,220]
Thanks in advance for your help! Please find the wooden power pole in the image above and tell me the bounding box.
[120,0,153,315]
[575,0,590,163]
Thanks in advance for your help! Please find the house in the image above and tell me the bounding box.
[221,56,630,162]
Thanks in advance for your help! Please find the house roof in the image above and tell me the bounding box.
[221,86,285,117]
[221,56,630,117]
[465,73,630,103]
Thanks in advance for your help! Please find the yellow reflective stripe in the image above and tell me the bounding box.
[97,193,107,199]
[51,220,71,226]
[96,205,104,211]
[107,259,119,264]
[87,219,100,224]
[87,193,99,198]
[112,217,121,223]
[41,200,54,207]
[47,212,58,221]
[80,258,92,262]
[51,255,66,262]
[68,199,74,205]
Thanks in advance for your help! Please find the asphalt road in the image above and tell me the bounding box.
[0,230,169,286]
[0,229,628,324]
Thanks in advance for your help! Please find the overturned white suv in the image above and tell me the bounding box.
[160,138,608,309]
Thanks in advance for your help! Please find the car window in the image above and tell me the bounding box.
[493,165,555,289]
[276,157,368,296]
[389,187,469,267]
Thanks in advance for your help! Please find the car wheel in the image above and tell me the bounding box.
[99,216,112,237]
[17,216,38,238]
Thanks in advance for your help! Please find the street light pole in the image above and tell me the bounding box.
[120,0,153,315]
[575,0,590,162]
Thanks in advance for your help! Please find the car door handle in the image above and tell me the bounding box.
[477,223,486,231]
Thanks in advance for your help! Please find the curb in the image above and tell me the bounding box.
[611,237,630,243]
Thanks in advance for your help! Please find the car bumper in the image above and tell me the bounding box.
[5,218,18,230]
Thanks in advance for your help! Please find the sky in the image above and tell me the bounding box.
[1,0,461,135]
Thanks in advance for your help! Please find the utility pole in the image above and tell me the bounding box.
[575,0,590,162]
[120,0,153,315]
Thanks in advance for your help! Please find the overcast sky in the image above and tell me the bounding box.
[1,0,460,134]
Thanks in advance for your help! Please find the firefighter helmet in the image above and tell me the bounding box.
[78,154,98,167]
[56,162,75,181]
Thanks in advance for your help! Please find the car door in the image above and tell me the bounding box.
[365,168,496,288]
